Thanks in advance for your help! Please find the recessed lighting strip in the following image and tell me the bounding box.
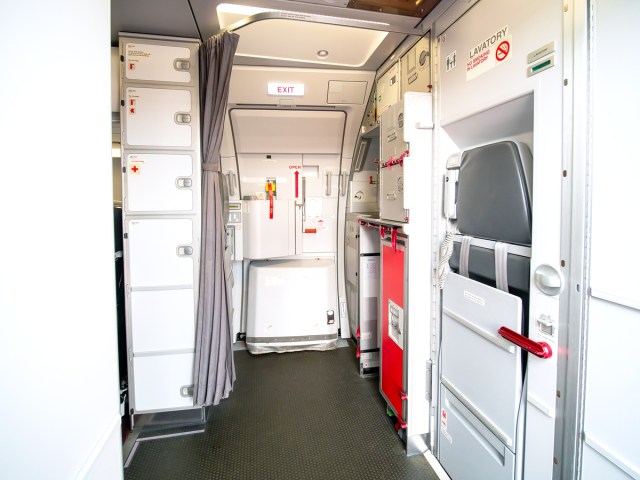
[218,5,423,35]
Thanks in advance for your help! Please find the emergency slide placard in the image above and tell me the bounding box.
[466,26,512,81]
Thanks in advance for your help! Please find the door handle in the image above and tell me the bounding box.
[227,170,236,196]
[176,245,193,256]
[340,171,348,197]
[174,113,191,124]
[498,326,552,359]
[302,177,306,222]
[534,264,564,296]
[176,177,192,188]
[325,171,332,196]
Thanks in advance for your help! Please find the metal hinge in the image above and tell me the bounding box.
[425,360,433,401]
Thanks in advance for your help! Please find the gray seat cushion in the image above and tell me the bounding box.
[456,141,533,246]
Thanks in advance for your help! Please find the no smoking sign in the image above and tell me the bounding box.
[496,40,510,61]
[466,33,512,80]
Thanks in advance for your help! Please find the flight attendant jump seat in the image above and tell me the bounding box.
[246,258,339,354]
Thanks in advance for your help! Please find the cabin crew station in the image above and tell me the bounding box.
[102,0,638,479]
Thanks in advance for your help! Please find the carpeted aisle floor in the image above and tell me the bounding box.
[124,345,439,480]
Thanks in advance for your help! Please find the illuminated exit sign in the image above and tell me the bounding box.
[267,83,305,96]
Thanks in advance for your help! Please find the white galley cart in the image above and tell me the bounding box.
[345,214,381,376]
[119,34,202,420]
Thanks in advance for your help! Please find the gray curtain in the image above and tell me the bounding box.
[193,31,240,407]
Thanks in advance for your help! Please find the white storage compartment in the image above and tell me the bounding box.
[120,34,201,417]
[246,259,338,354]
[124,152,195,213]
[123,41,196,84]
[243,200,295,259]
[124,87,194,148]
[359,255,380,352]
[380,101,407,163]
[376,63,400,120]
[379,101,407,222]
[400,36,430,95]
[132,353,195,411]
[127,218,195,288]
[130,289,195,353]
[379,160,406,222]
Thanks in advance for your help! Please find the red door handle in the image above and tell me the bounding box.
[498,326,552,359]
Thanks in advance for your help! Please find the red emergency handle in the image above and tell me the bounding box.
[498,326,553,359]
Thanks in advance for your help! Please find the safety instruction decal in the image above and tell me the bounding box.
[128,156,143,175]
[466,26,512,81]
[127,92,139,115]
[445,51,457,72]
[289,165,302,200]
[388,299,404,350]
[126,44,150,72]
[441,408,453,443]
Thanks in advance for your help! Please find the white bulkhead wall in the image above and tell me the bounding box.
[223,66,375,157]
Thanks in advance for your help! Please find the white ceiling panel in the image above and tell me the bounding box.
[230,109,345,154]
[234,19,388,67]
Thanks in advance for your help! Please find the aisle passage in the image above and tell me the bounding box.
[125,345,438,479]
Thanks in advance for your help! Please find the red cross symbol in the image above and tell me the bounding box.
[131,165,139,174]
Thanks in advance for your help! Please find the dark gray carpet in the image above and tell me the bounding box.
[124,345,438,479]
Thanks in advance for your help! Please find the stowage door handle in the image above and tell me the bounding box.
[177,245,193,256]
[498,326,552,359]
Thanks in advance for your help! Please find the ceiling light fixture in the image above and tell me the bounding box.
[217,3,390,28]
[317,50,329,58]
